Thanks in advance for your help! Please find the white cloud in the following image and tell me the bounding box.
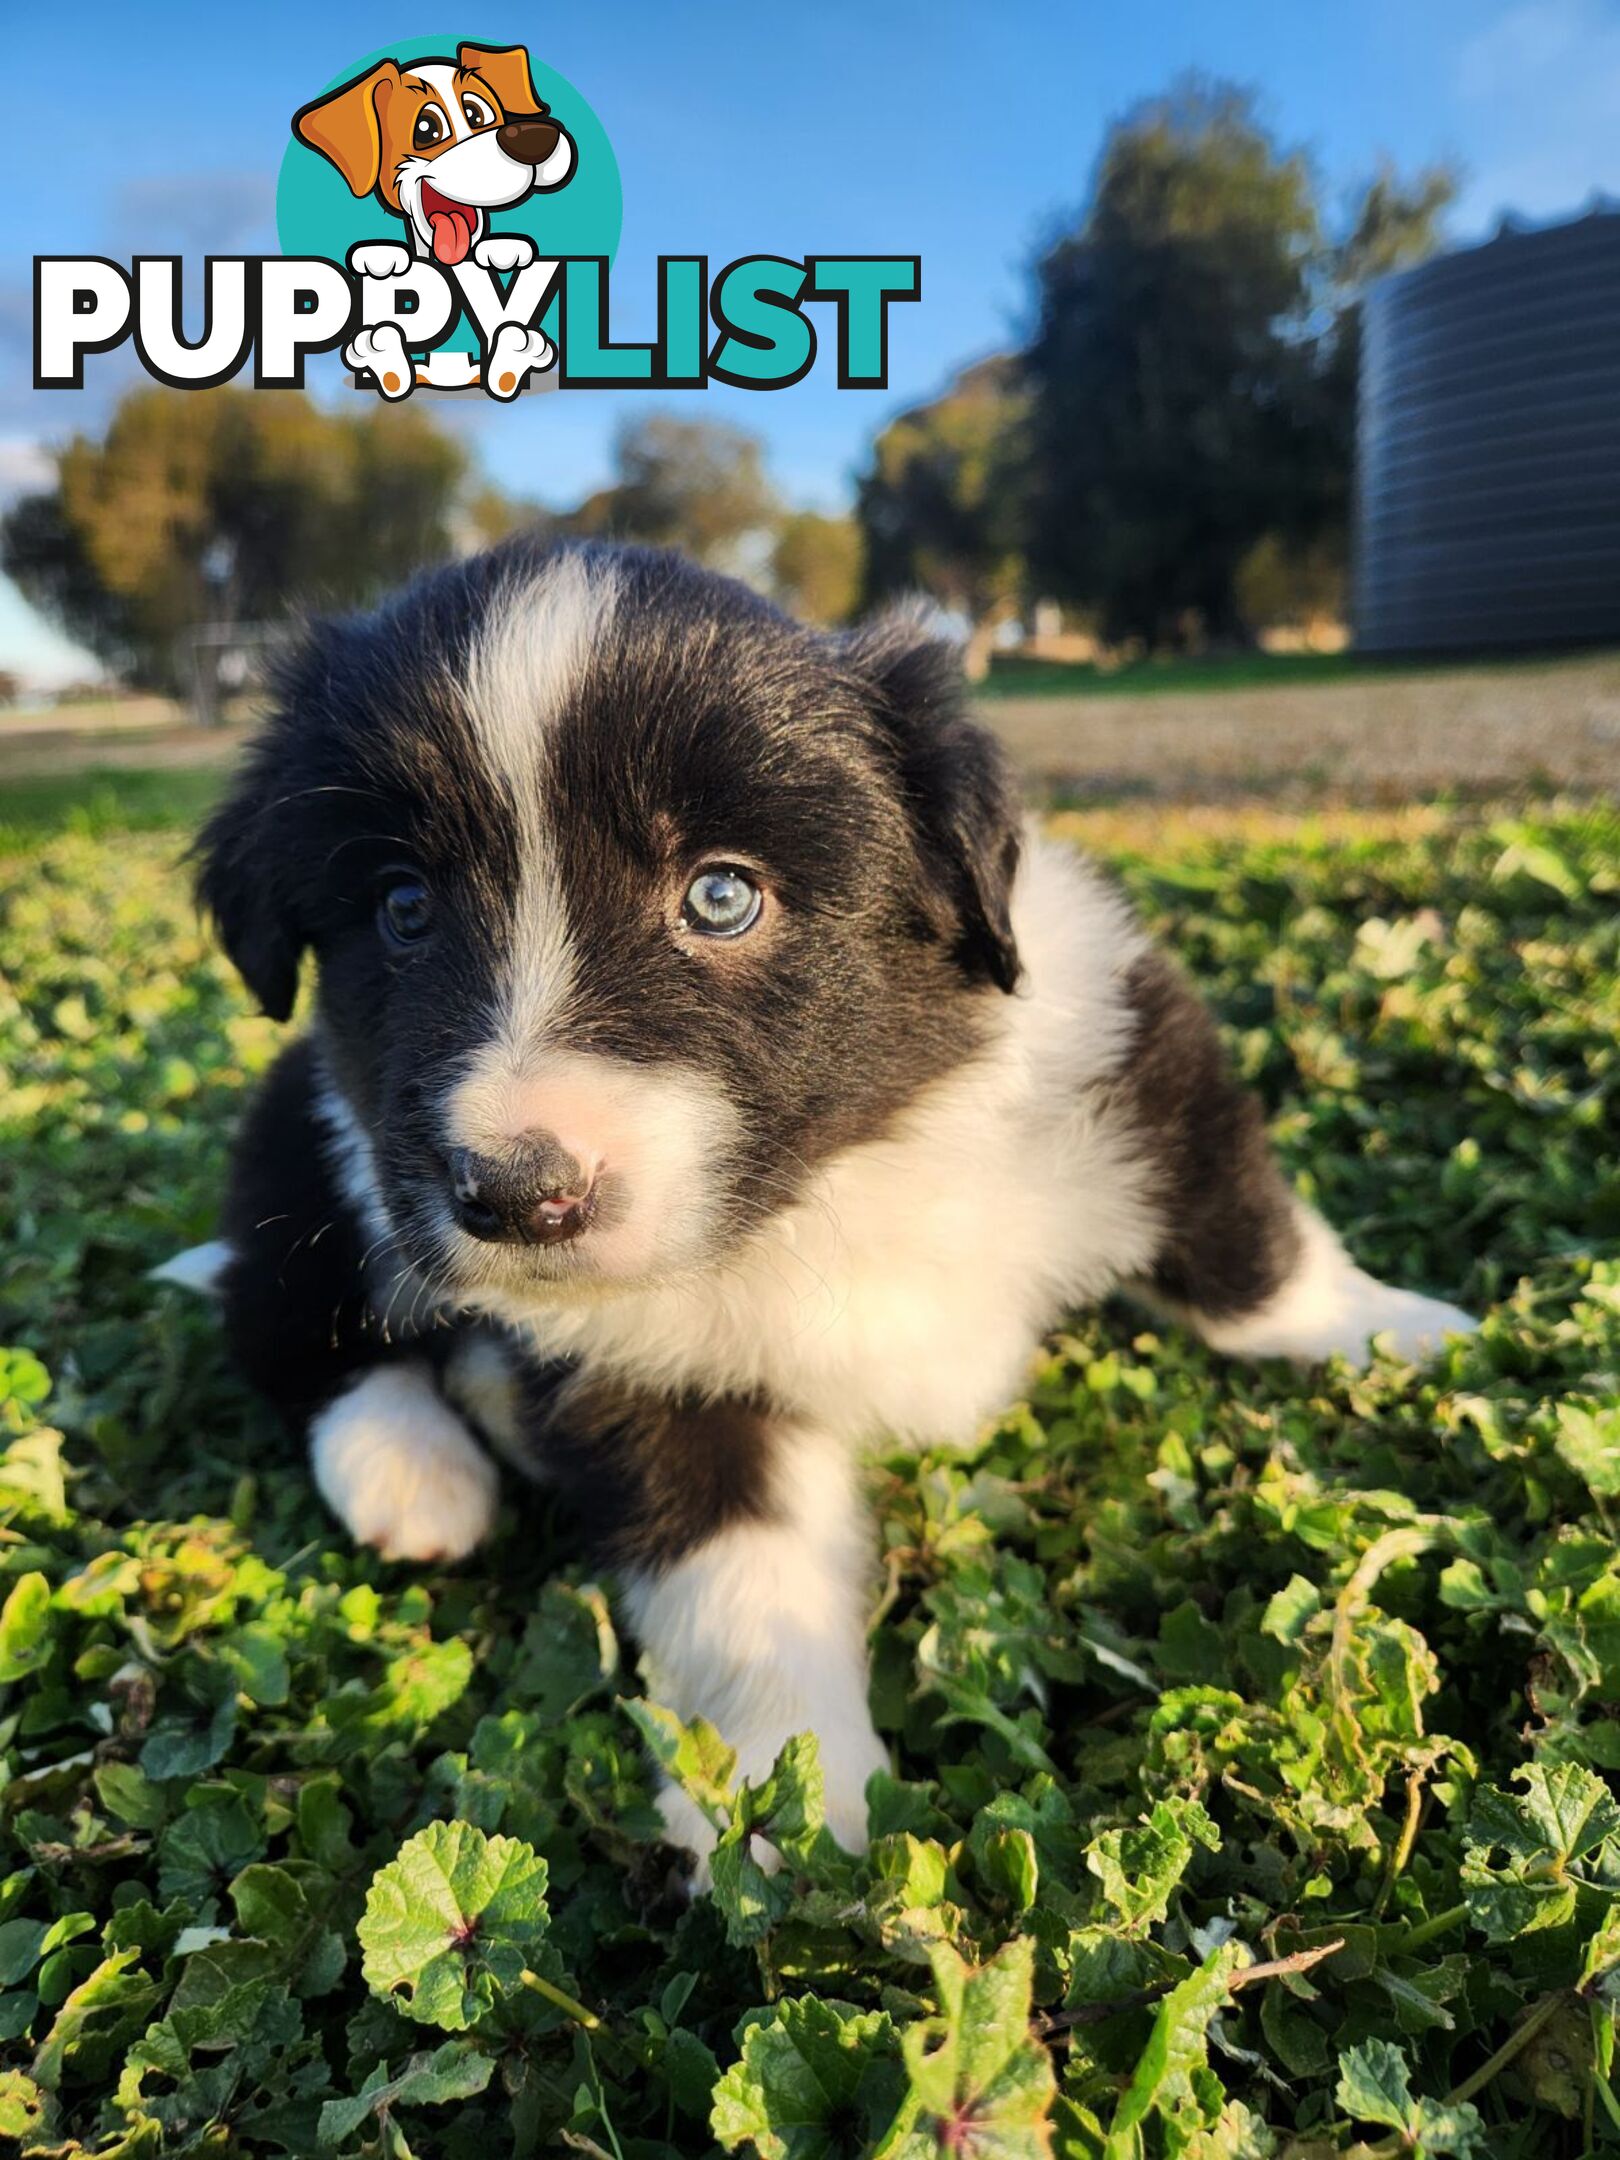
[1456,0,1620,230]
[0,438,54,504]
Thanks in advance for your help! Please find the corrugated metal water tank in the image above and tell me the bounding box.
[1354,206,1620,653]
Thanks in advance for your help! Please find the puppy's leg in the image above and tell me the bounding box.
[550,1386,887,1874]
[218,1040,499,1560]
[627,1433,886,1872]
[310,1362,497,1562]
[1192,1200,1477,1367]
[1120,952,1477,1367]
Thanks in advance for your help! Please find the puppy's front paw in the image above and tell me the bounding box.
[655,1717,887,1892]
[818,1723,890,1856]
[1224,1268,1478,1369]
[1349,1283,1479,1368]
[310,1365,498,1562]
[656,1783,739,1893]
[473,233,537,272]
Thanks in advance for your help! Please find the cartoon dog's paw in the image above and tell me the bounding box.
[485,321,554,399]
[310,1365,499,1563]
[344,324,414,400]
[473,233,537,273]
[348,240,413,280]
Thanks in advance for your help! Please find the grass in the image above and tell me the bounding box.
[977,644,1614,698]
[0,768,228,848]
[2,774,1619,2156]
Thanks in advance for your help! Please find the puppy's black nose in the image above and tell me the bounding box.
[497,117,562,164]
[446,1136,594,1247]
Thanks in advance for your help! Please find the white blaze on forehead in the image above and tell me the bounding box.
[409,62,470,136]
[452,552,620,1110]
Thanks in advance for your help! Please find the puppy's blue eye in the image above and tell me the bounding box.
[683,867,762,938]
[379,878,433,948]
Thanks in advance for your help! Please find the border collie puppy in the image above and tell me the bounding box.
[193,539,1475,1869]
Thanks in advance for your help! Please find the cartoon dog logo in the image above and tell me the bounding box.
[292,43,575,395]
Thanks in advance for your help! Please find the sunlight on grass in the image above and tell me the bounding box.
[0,796,1617,2152]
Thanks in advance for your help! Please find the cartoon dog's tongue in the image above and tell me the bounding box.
[421,185,477,266]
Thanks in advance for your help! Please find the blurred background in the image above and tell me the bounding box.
[4,0,1620,807]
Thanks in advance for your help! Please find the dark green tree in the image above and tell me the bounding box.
[1025,80,1328,647]
[1023,81,1453,649]
[568,414,778,573]
[855,356,1027,670]
[3,386,468,691]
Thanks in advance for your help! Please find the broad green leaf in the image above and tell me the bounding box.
[880,1936,1056,2159]
[1104,1942,1241,2159]
[318,2041,496,2146]
[1463,1763,1620,1940]
[712,1996,904,2159]
[230,1864,346,1997]
[1553,1403,1620,1498]
[1086,1796,1219,1931]
[357,1820,550,2030]
[0,1570,52,1683]
[1261,1574,1321,1644]
[624,1696,739,1825]
[1337,2038,1486,2156]
[157,1792,266,1907]
[94,1760,167,1830]
[0,2067,45,2138]
[32,1950,157,2090]
[1336,2038,1415,2132]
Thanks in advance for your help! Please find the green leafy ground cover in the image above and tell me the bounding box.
[1,785,1618,2156]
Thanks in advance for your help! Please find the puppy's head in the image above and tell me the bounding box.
[198,542,1022,1303]
[292,43,574,264]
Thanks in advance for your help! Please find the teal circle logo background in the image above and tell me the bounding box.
[275,37,622,356]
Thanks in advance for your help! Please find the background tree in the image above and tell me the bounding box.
[568,413,778,574]
[1024,80,1328,648]
[4,387,467,690]
[855,356,1027,673]
[770,510,862,624]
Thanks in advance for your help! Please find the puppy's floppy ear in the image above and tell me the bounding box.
[194,752,304,1023]
[846,612,1023,993]
[458,42,543,117]
[292,61,400,198]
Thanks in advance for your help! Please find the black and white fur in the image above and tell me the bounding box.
[190,539,1475,1871]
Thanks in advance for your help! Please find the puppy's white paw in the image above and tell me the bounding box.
[1200,1206,1476,1370]
[473,233,537,273]
[656,1784,740,1892]
[655,1719,886,1892]
[348,240,412,280]
[1212,1265,1477,1369]
[485,322,554,399]
[820,1727,889,1855]
[344,324,414,400]
[1340,1282,1479,1368]
[310,1365,498,1562]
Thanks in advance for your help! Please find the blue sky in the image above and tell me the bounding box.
[6,0,1619,684]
